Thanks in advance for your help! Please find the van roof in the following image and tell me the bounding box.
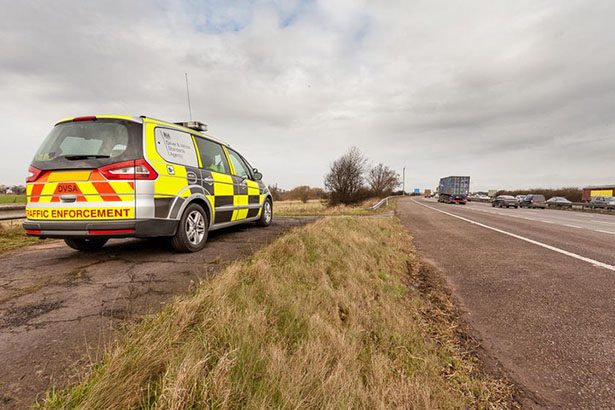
[55,114,230,147]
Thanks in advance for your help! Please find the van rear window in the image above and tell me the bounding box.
[32,119,142,169]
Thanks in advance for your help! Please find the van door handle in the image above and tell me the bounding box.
[60,194,77,203]
[203,178,214,183]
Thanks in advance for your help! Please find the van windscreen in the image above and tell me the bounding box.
[32,119,142,169]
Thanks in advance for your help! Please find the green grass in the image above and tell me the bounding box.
[0,194,26,204]
[0,223,38,252]
[40,216,513,409]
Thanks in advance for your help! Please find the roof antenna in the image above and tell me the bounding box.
[185,72,193,121]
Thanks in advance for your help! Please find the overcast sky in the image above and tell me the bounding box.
[1,0,614,191]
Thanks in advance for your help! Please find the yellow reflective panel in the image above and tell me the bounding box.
[25,207,134,220]
[47,171,92,182]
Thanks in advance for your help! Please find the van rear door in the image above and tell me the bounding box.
[26,118,144,222]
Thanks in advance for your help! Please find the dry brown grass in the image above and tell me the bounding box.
[275,198,394,217]
[41,217,513,409]
[0,222,39,252]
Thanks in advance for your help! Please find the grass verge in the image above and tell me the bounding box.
[275,197,395,217]
[0,194,26,203]
[41,216,513,409]
[0,223,38,252]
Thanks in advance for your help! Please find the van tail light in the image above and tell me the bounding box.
[73,115,97,122]
[99,159,158,180]
[26,165,43,183]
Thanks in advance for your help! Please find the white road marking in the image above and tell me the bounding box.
[591,220,615,225]
[595,229,615,235]
[412,199,615,272]
[564,224,582,229]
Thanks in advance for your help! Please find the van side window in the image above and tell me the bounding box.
[194,137,230,174]
[227,149,251,179]
[154,128,198,167]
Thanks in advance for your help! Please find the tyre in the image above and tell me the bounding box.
[257,198,273,227]
[171,203,208,252]
[64,237,108,251]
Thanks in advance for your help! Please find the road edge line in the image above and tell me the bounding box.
[411,199,615,272]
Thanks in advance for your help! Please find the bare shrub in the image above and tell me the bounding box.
[267,184,282,201]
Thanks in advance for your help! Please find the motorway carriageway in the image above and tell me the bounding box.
[454,200,615,235]
[418,199,615,271]
[397,198,615,409]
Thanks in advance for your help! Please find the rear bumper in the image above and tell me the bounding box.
[22,219,178,239]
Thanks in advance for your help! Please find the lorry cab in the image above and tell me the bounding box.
[23,115,273,252]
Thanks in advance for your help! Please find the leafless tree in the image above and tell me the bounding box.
[367,164,400,196]
[324,147,367,205]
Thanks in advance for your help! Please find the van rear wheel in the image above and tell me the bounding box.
[64,238,108,251]
[171,203,208,252]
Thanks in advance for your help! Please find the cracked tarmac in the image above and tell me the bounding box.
[0,217,312,408]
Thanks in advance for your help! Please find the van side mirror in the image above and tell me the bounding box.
[253,169,263,181]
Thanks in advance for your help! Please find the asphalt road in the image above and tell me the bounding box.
[397,198,615,408]
[0,217,310,409]
[462,200,615,234]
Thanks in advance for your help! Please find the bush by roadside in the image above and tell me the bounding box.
[41,216,514,409]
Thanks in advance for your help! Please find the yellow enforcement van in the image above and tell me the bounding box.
[23,115,273,252]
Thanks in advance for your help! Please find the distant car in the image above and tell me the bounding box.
[590,196,615,210]
[519,194,546,209]
[546,196,572,209]
[492,195,518,208]
[515,195,527,203]
[476,194,491,201]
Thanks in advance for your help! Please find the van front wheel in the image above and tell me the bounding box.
[171,203,209,252]
[257,199,273,227]
[64,237,108,251]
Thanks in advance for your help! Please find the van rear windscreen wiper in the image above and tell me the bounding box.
[57,154,111,160]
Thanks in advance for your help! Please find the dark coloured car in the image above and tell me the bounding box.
[519,194,546,209]
[590,196,615,210]
[492,195,518,208]
[546,196,572,209]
